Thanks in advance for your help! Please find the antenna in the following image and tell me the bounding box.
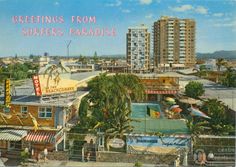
[67,40,72,57]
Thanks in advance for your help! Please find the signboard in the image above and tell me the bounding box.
[127,136,190,153]
[108,138,125,148]
[4,79,11,106]
[32,75,42,96]
[54,128,64,144]
[32,64,79,96]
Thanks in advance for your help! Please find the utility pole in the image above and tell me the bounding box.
[67,40,72,57]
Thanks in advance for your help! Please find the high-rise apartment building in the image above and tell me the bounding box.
[153,16,196,68]
[126,25,150,72]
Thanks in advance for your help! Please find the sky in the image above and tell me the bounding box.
[0,0,236,57]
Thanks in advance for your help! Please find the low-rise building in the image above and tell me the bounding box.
[0,63,101,158]
[65,62,94,73]
[137,72,181,101]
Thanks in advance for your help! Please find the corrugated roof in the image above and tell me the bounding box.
[0,129,27,141]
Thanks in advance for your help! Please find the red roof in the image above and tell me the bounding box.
[24,131,56,143]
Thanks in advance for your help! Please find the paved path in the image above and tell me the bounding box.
[36,161,159,167]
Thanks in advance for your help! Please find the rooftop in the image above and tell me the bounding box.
[179,75,236,111]
[0,71,102,106]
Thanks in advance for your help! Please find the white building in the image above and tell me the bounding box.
[126,24,150,73]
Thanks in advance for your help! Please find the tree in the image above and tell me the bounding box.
[185,81,205,99]
[93,51,99,63]
[193,65,207,78]
[216,58,227,72]
[75,73,145,148]
[221,66,236,87]
[201,98,235,135]
[185,116,209,143]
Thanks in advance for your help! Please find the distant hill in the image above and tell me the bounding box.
[197,50,236,60]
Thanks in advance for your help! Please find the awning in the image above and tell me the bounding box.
[145,90,178,94]
[24,131,56,143]
[0,129,27,141]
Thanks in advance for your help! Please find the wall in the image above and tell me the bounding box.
[47,151,69,161]
[0,104,55,128]
[96,151,177,165]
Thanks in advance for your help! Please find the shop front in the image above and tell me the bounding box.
[0,129,27,157]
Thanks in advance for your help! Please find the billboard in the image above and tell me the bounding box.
[32,63,79,96]
[127,136,190,154]
[32,74,79,96]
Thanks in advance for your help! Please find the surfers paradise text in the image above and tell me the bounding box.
[12,16,116,37]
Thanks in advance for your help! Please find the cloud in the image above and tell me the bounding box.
[121,9,131,13]
[213,13,224,17]
[195,6,208,14]
[139,0,152,5]
[170,4,208,15]
[106,0,122,7]
[54,1,59,6]
[145,14,153,19]
[170,4,193,12]
[54,1,60,6]
[213,19,236,29]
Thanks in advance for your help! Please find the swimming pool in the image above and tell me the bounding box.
[130,103,189,134]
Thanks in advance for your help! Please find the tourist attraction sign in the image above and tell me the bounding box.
[108,138,125,148]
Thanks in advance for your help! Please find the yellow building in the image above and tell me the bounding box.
[138,72,181,101]
[0,63,91,158]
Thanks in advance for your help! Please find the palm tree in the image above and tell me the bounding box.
[43,61,69,88]
[216,58,227,72]
[77,73,145,149]
[201,98,235,135]
[185,116,209,154]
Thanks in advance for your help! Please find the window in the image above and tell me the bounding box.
[38,107,52,118]
[21,106,28,118]
[21,106,28,114]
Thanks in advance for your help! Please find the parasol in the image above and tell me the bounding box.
[188,107,211,119]
[172,107,182,113]
[179,97,200,105]
[166,101,176,105]
[165,97,175,102]
[169,105,179,110]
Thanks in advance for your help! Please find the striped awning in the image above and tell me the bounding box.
[0,129,27,141]
[145,90,178,94]
[24,131,56,143]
